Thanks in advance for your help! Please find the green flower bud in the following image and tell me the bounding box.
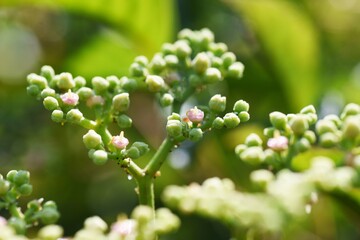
[164,54,179,68]
[74,76,87,88]
[112,93,130,113]
[324,114,341,128]
[8,217,26,234]
[13,170,30,186]
[245,133,262,147]
[83,130,102,149]
[192,53,210,74]
[40,65,55,82]
[116,114,132,129]
[250,169,274,189]
[300,105,316,114]
[160,93,174,107]
[43,200,57,209]
[316,119,338,135]
[189,128,203,141]
[295,138,311,152]
[209,42,228,56]
[211,57,223,68]
[18,183,32,195]
[27,199,42,211]
[319,132,339,147]
[51,110,64,123]
[227,62,245,79]
[129,62,147,77]
[6,170,18,182]
[92,150,108,165]
[145,75,165,92]
[221,52,236,69]
[162,43,176,55]
[77,87,94,100]
[126,147,140,159]
[238,111,250,122]
[223,113,240,128]
[212,117,224,129]
[39,207,60,225]
[38,225,64,240]
[166,120,183,138]
[27,84,41,97]
[84,216,107,232]
[0,179,10,195]
[200,28,214,45]
[178,28,193,40]
[57,72,75,90]
[167,113,181,121]
[150,54,166,73]
[189,74,203,87]
[134,55,149,66]
[91,76,109,93]
[41,88,56,98]
[132,205,153,224]
[235,144,247,156]
[204,68,221,83]
[341,103,360,119]
[28,73,48,90]
[106,75,119,90]
[131,142,149,155]
[233,100,249,113]
[263,127,275,138]
[289,114,309,135]
[303,130,316,144]
[342,116,360,139]
[209,94,226,113]
[119,77,138,92]
[174,40,192,58]
[43,96,59,111]
[66,109,83,123]
[240,146,265,165]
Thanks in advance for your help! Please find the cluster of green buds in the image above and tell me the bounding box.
[165,97,249,143]
[0,170,60,235]
[235,105,317,168]
[72,206,179,240]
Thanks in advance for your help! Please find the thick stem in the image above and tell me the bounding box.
[136,176,155,209]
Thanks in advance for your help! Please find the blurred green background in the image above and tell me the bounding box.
[1,0,360,239]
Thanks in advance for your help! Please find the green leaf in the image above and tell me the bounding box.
[226,0,319,110]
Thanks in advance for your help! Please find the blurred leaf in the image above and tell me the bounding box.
[2,0,176,77]
[225,0,319,110]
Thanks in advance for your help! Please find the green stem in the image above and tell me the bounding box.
[9,204,23,219]
[136,176,155,209]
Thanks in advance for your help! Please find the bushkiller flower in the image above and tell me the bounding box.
[60,91,79,106]
[111,131,129,149]
[186,107,204,124]
[267,136,288,151]
[111,219,136,237]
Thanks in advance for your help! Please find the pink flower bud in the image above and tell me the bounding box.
[267,136,288,151]
[186,107,204,124]
[111,219,136,237]
[86,95,105,107]
[60,91,79,106]
[111,131,129,149]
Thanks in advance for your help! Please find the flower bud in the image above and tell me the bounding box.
[83,130,102,149]
[245,133,263,147]
[164,54,179,68]
[250,169,274,189]
[200,28,214,45]
[160,93,174,107]
[84,216,107,232]
[341,103,360,119]
[238,111,250,122]
[134,55,149,66]
[57,72,75,90]
[39,207,60,225]
[223,113,240,128]
[150,54,166,73]
[267,136,288,151]
[342,116,360,139]
[235,144,247,156]
[319,132,339,147]
[212,117,224,129]
[166,120,183,138]
[77,87,94,100]
[8,217,26,234]
[240,146,265,165]
[74,76,87,88]
[189,128,203,142]
[211,57,223,68]
[92,76,109,93]
[233,100,249,113]
[186,107,204,124]
[27,199,42,211]
[66,109,83,123]
[204,68,221,83]
[116,114,133,129]
[131,142,149,155]
[28,74,48,90]
[126,147,140,159]
[92,150,108,165]
[87,95,105,107]
[27,84,41,97]
[41,88,56,98]
[221,52,236,69]
[162,43,176,55]
[227,62,244,79]
[303,130,316,144]
[209,42,228,56]
[316,119,338,135]
[51,110,64,123]
[145,75,165,92]
[0,179,10,195]
[111,131,129,149]
[289,114,309,135]
[269,111,287,130]
[6,170,18,182]
[13,170,30,186]
[189,74,203,86]
[43,96,59,111]
[40,65,55,82]
[38,225,64,240]
[192,53,210,74]
[112,93,130,113]
[119,77,138,92]
[295,138,311,152]
[60,91,79,106]
[18,183,32,195]
[129,62,147,77]
[174,40,192,58]
[209,94,226,113]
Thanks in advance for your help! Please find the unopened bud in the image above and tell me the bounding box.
[51,110,64,123]
[209,94,226,113]
[269,111,287,130]
[289,114,309,135]
[57,72,75,90]
[189,128,203,141]
[223,113,240,128]
[238,111,250,122]
[212,117,224,129]
[66,109,83,123]
[145,75,165,92]
[164,55,179,68]
[160,93,174,107]
[92,76,109,93]
[166,120,183,138]
[74,76,87,88]
[119,77,138,92]
[77,87,94,100]
[267,136,288,151]
[221,52,236,69]
[233,100,249,113]
[43,96,59,111]
[112,93,130,113]
[240,146,265,165]
[83,130,102,149]
[204,68,221,83]
[174,40,192,58]
[186,107,204,124]
[40,65,55,82]
[245,133,263,147]
[227,62,244,79]
[192,53,210,74]
[150,54,166,73]
[92,150,108,165]
[116,114,132,129]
